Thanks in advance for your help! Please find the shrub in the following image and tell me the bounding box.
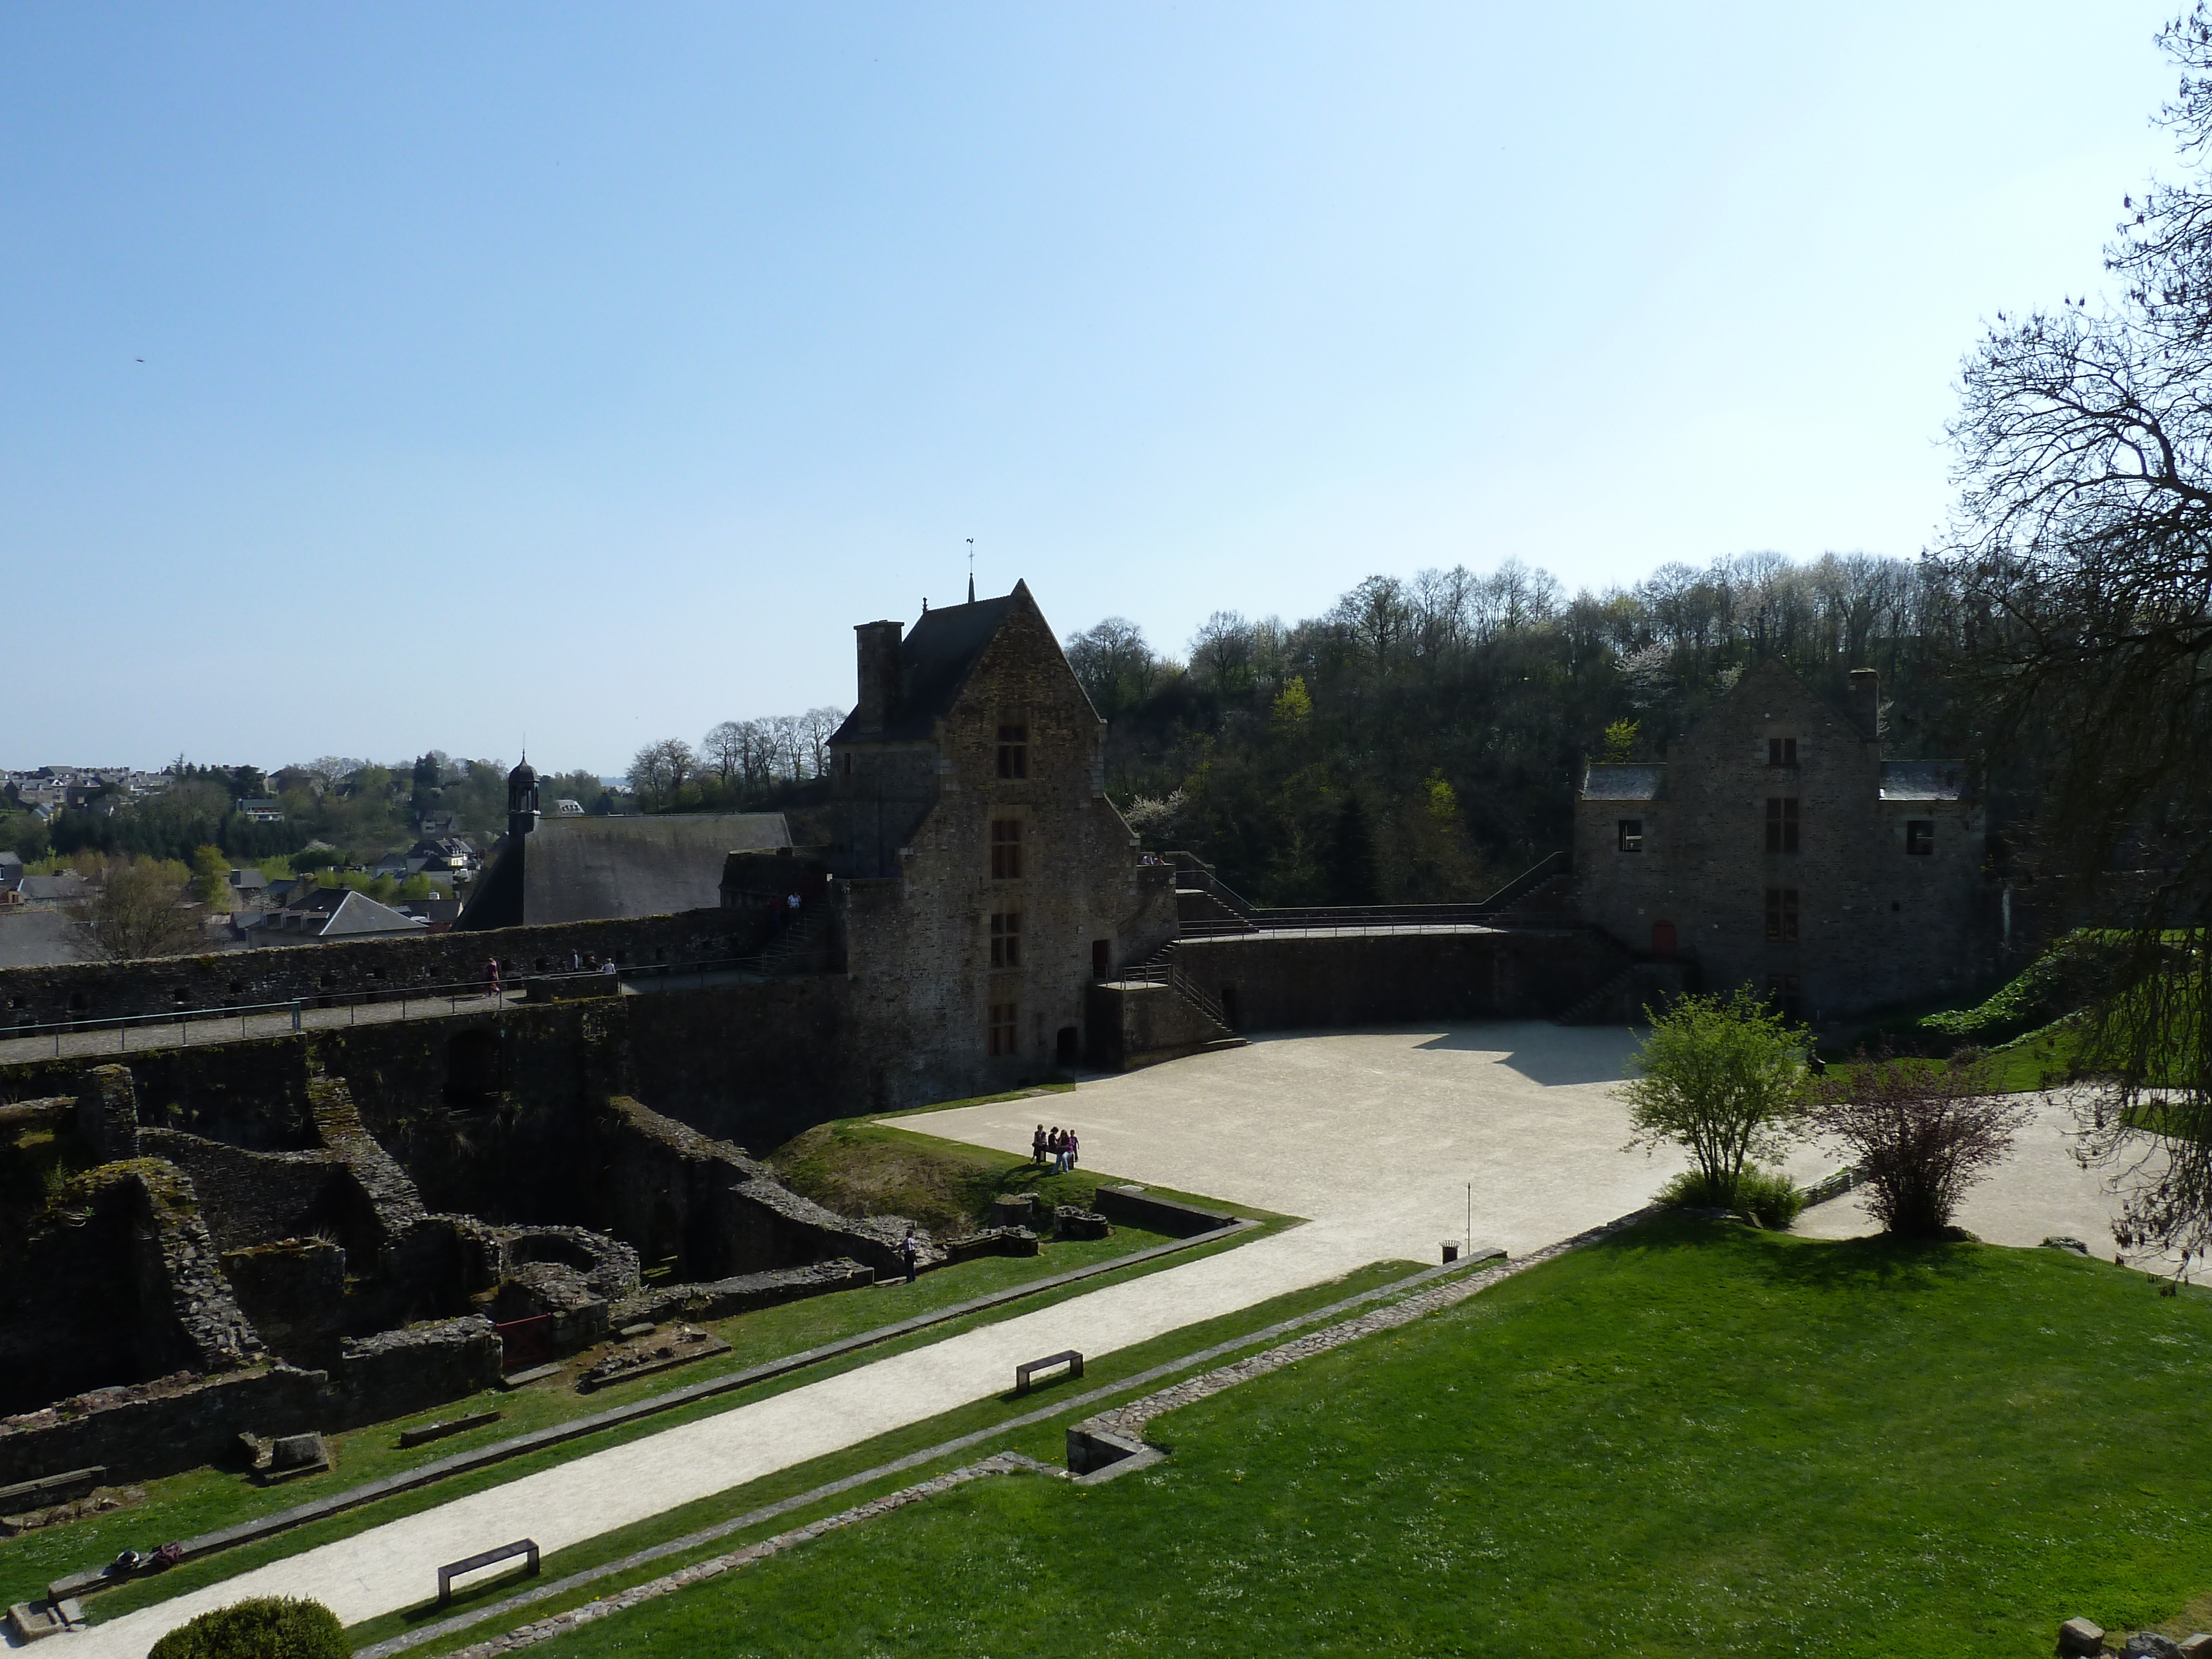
[1620,988,1810,1192]
[147,1598,346,1659]
[1655,1164,1805,1229]
[1806,1047,2030,1239]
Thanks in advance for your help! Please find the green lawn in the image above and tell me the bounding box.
[522,1217,2212,1659]
[0,1208,1271,1614]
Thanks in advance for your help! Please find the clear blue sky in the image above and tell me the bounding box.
[1,2,2179,774]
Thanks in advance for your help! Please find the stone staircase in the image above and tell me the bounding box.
[1483,873,1577,930]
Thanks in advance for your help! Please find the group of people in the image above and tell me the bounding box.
[1031,1123,1079,1173]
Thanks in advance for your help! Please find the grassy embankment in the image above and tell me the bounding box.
[520,1215,2212,1659]
[0,1101,1287,1616]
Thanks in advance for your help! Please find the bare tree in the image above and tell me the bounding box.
[1807,1050,2031,1239]
[799,707,847,778]
[764,714,802,782]
[702,721,747,787]
[1943,6,2212,1267]
[661,738,696,798]
[71,859,202,961]
[626,741,674,811]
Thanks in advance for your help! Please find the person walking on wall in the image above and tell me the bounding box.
[483,958,501,1000]
[1032,1124,1047,1165]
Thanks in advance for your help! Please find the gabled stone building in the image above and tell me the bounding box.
[825,582,1178,1099]
[1573,660,1992,1023]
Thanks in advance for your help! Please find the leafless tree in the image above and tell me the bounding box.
[701,721,747,787]
[627,739,693,812]
[763,714,802,782]
[70,859,202,961]
[799,707,847,778]
[1807,1050,2032,1239]
[1942,6,2212,1266]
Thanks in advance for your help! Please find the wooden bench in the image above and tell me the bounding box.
[436,1538,540,1606]
[1015,1349,1083,1395]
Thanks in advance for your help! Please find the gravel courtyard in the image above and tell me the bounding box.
[914,1023,2146,1261]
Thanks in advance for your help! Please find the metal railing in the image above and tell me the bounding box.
[1114,954,1234,1032]
[1167,849,1571,937]
[0,929,832,1058]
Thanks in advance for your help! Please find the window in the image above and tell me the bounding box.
[1765,797,1800,853]
[1767,737,1798,768]
[997,724,1029,780]
[990,910,1022,968]
[987,1001,1018,1057]
[990,818,1023,879]
[1764,887,1799,942]
[1906,820,1934,855]
[1616,818,1644,853]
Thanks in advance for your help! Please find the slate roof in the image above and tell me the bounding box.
[830,587,1024,744]
[1879,761,1971,801]
[19,874,88,902]
[1579,763,1668,801]
[458,812,791,930]
[316,890,429,938]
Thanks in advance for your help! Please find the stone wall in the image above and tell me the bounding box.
[334,1316,502,1427]
[1167,927,1627,1032]
[1084,980,1225,1068]
[593,1095,920,1279]
[0,1364,330,1488]
[0,909,755,1030]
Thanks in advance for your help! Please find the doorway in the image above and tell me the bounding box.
[1091,939,1111,979]
[1651,919,1677,958]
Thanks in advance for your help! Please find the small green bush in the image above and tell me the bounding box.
[147,1597,346,1659]
[1655,1164,1805,1230]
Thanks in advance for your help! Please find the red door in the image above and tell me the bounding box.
[1651,920,1677,958]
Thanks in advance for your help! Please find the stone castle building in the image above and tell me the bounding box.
[1573,659,1992,1022]
[818,581,1177,1087]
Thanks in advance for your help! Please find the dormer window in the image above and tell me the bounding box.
[997,724,1029,779]
[1767,737,1798,768]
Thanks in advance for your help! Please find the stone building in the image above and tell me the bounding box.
[824,581,1178,1098]
[1573,660,1992,1022]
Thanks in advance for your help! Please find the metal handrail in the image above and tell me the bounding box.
[1168,849,1571,936]
[1114,954,1234,1032]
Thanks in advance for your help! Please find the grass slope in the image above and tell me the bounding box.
[526,1218,2212,1658]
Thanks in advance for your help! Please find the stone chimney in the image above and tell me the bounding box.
[853,620,904,732]
[1847,668,1880,740]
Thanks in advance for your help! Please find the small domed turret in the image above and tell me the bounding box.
[507,754,541,839]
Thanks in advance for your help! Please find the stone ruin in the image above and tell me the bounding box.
[0,1053,938,1490]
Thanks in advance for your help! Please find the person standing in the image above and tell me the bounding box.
[1065,1130,1079,1171]
[900,1230,921,1281]
[1031,1124,1048,1165]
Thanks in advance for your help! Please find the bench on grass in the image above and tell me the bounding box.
[1015,1349,1084,1395]
[436,1538,540,1606]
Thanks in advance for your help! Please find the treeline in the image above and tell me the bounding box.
[1067,551,1974,906]
[628,708,848,813]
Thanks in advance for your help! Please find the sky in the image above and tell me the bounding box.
[0,2,2185,774]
